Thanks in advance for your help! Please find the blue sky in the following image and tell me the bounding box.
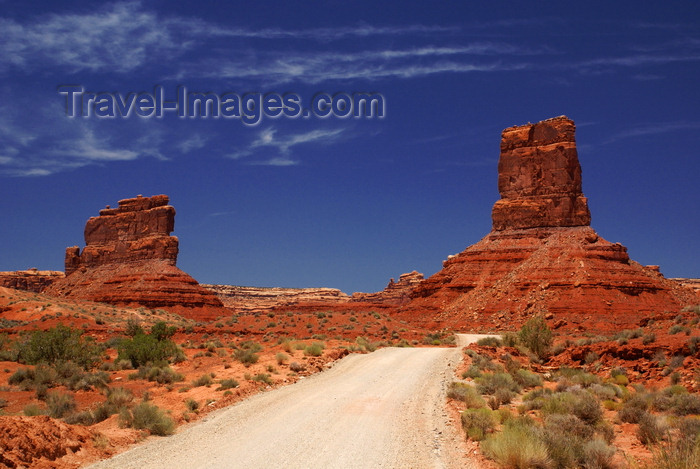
[1,1,698,293]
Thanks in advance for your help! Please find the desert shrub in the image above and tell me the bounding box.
[150,321,177,341]
[129,364,184,384]
[16,325,103,369]
[619,393,651,423]
[476,373,521,395]
[590,383,619,401]
[489,388,516,409]
[637,411,667,445]
[501,332,519,348]
[671,393,700,416]
[252,373,272,384]
[233,349,259,366]
[482,420,552,469]
[462,365,482,379]
[46,391,76,419]
[541,391,602,425]
[217,378,239,391]
[477,336,502,347]
[518,317,552,360]
[642,333,656,345]
[582,439,616,469]
[120,401,175,436]
[639,441,700,469]
[275,352,289,365]
[669,324,686,335]
[688,336,700,355]
[23,404,45,416]
[447,382,486,408]
[289,361,305,372]
[9,365,57,390]
[192,374,214,387]
[117,332,182,368]
[185,398,199,411]
[513,369,543,388]
[238,340,263,352]
[303,342,325,357]
[461,407,497,441]
[520,388,554,412]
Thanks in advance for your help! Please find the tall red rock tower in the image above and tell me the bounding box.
[398,116,698,332]
[491,117,590,230]
[45,195,227,321]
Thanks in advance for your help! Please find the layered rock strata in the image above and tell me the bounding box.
[0,269,64,293]
[202,285,350,314]
[350,271,424,304]
[45,195,226,321]
[398,116,698,331]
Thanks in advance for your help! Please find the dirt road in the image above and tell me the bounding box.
[88,334,491,469]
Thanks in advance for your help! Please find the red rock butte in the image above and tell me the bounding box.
[45,195,227,321]
[397,116,698,331]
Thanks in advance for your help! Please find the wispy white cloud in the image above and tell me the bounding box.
[604,121,700,144]
[0,2,183,73]
[178,134,207,154]
[227,127,345,166]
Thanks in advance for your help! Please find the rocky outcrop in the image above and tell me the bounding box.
[64,194,177,275]
[351,271,424,304]
[491,116,591,230]
[671,278,700,295]
[45,195,226,321]
[202,285,350,313]
[397,116,699,332]
[0,268,64,292]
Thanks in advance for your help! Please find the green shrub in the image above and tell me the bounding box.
[461,408,497,441]
[120,401,175,436]
[117,333,183,368]
[540,391,602,425]
[513,369,543,388]
[233,348,259,366]
[518,317,553,360]
[275,352,289,365]
[581,439,616,469]
[476,373,521,396]
[637,412,667,445]
[447,382,486,408]
[129,364,184,384]
[304,342,325,357]
[217,378,239,391]
[23,403,45,416]
[252,373,272,384]
[482,421,552,468]
[185,398,199,411]
[671,393,700,416]
[192,374,214,387]
[619,394,651,423]
[46,391,76,419]
[476,336,502,347]
[16,325,103,369]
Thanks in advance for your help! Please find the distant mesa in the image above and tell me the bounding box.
[397,116,699,331]
[45,195,227,321]
[0,268,64,293]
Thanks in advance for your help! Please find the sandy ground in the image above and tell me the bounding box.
[87,334,491,469]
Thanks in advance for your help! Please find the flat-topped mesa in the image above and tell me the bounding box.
[65,195,178,275]
[491,116,591,231]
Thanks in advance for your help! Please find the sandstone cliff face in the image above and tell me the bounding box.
[491,116,591,230]
[398,116,699,331]
[64,194,178,275]
[0,269,64,293]
[351,271,424,304]
[202,285,350,313]
[45,195,226,321]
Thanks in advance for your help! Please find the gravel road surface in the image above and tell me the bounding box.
[88,334,491,469]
